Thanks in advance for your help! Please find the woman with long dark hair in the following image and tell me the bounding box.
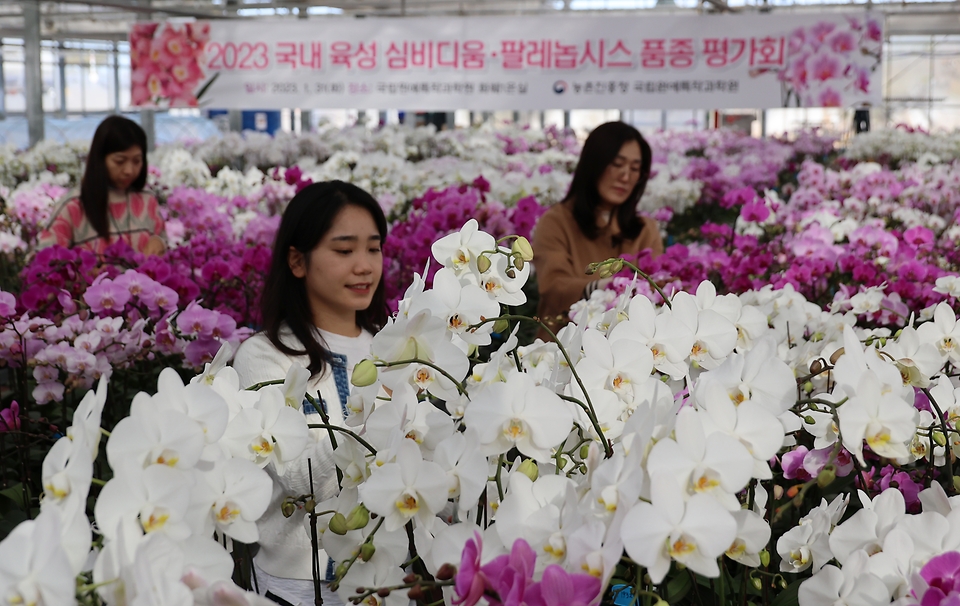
[232,180,388,606]
[37,115,165,255]
[532,121,664,338]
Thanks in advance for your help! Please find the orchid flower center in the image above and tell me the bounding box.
[668,535,697,558]
[694,472,721,493]
[396,491,420,517]
[215,501,242,523]
[543,533,566,560]
[44,474,71,500]
[153,448,180,467]
[866,428,892,449]
[727,539,747,558]
[503,418,527,441]
[140,506,171,533]
[790,547,810,567]
[581,553,604,577]
[611,374,628,391]
[252,436,274,456]
[7,584,40,606]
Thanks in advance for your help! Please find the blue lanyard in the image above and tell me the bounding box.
[301,353,350,417]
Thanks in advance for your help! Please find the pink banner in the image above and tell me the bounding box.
[129,13,883,110]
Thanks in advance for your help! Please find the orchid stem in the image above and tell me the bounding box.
[375,358,468,398]
[619,259,673,309]
[306,424,378,456]
[466,314,613,458]
[245,379,285,391]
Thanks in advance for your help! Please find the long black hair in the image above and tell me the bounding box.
[261,180,389,378]
[565,121,653,242]
[79,115,149,240]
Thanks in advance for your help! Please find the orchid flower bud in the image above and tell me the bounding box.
[517,459,539,482]
[346,504,370,530]
[512,236,534,261]
[328,512,349,535]
[351,359,378,387]
[360,542,376,562]
[477,255,492,274]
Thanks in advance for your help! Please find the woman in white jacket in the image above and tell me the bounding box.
[233,181,388,606]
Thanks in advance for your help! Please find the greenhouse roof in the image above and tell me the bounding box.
[1,0,959,40]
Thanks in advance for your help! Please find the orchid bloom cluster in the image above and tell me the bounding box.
[589,155,960,320]
[778,16,882,108]
[0,139,87,190]
[1,245,251,408]
[844,128,960,165]
[129,21,210,108]
[240,220,960,606]
[6,218,960,605]
[0,343,318,606]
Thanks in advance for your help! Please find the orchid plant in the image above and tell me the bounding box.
[5,217,960,606]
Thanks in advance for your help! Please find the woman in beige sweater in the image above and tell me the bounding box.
[533,122,664,339]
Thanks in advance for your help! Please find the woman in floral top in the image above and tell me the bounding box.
[37,116,165,256]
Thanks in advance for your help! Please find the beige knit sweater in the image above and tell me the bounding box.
[532,201,664,339]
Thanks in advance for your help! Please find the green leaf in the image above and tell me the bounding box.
[194,72,220,101]
[0,483,25,510]
[665,572,693,603]
[770,579,802,606]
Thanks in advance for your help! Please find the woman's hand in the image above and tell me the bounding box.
[144,235,166,256]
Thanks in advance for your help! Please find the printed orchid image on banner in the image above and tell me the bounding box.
[130,21,213,108]
[777,15,884,108]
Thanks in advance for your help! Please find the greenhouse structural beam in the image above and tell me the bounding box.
[58,43,68,118]
[113,41,121,112]
[23,0,44,147]
[138,0,155,150]
[0,41,5,121]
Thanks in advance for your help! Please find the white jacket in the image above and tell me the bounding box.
[232,326,354,581]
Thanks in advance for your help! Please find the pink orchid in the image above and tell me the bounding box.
[524,566,601,606]
[0,401,19,432]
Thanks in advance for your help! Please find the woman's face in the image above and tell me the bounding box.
[105,145,144,191]
[289,205,383,328]
[596,139,643,208]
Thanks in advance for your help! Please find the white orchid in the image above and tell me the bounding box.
[0,509,75,606]
[799,553,890,606]
[575,328,654,409]
[94,465,193,541]
[836,370,918,465]
[406,268,501,346]
[430,218,496,277]
[220,385,309,474]
[622,474,737,583]
[726,509,771,567]
[357,439,451,532]
[463,371,574,462]
[41,432,93,509]
[197,458,273,543]
[917,302,960,366]
[646,408,754,509]
[106,402,206,474]
[371,310,469,401]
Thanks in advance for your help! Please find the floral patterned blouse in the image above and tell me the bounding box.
[37,189,165,255]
